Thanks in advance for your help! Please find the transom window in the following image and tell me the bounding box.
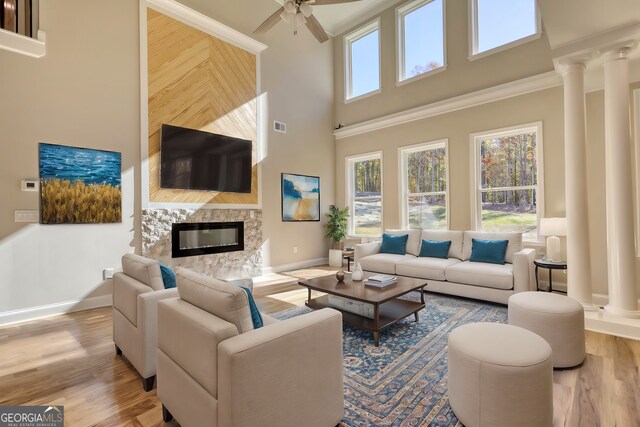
[470,0,540,57]
[471,123,544,242]
[344,19,381,101]
[397,0,445,83]
[400,141,448,230]
[346,153,383,236]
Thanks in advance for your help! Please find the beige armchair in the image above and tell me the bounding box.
[157,268,345,427]
[112,253,178,391]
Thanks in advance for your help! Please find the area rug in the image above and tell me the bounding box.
[272,292,507,427]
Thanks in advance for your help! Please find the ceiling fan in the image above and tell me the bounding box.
[254,0,362,43]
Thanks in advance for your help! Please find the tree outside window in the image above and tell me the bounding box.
[473,123,543,242]
[401,141,447,230]
[348,154,382,236]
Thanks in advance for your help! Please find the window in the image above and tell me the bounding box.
[471,123,544,242]
[346,153,383,236]
[344,19,380,101]
[469,0,540,58]
[397,0,445,83]
[400,141,448,230]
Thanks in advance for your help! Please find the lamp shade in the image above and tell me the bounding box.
[539,218,567,237]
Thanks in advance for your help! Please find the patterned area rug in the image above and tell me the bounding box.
[272,292,507,427]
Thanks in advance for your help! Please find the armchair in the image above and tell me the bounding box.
[157,268,345,427]
[112,253,178,391]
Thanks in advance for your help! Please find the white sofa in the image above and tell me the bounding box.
[113,253,179,391]
[157,268,345,427]
[354,230,537,305]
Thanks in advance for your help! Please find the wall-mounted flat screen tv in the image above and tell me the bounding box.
[160,124,252,194]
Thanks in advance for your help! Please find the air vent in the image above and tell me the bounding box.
[274,121,287,134]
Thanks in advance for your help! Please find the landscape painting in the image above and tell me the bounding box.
[39,143,122,224]
[281,173,320,222]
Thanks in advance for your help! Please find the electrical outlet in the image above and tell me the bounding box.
[293,246,298,254]
[14,210,39,223]
[103,268,114,280]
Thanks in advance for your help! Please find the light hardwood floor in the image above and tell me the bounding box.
[0,267,638,426]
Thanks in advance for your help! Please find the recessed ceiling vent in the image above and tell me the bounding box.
[274,121,287,134]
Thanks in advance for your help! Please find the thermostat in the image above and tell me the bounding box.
[21,180,39,192]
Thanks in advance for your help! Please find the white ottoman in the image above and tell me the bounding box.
[508,292,585,368]
[448,323,553,427]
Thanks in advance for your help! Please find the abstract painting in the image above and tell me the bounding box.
[39,143,122,224]
[281,173,320,222]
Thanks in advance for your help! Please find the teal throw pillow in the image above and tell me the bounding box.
[240,286,264,329]
[469,239,509,265]
[159,264,176,289]
[419,240,451,259]
[379,233,408,255]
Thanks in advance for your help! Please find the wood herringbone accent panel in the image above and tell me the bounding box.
[147,9,258,204]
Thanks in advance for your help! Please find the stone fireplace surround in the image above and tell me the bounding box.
[142,209,262,280]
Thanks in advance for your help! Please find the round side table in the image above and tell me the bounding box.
[342,249,354,271]
[534,259,567,292]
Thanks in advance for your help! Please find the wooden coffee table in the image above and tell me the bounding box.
[299,274,427,346]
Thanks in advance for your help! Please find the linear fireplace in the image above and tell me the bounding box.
[172,222,244,258]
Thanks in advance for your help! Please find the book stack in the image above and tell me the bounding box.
[364,274,397,288]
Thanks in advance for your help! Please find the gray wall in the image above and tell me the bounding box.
[0,0,140,312]
[331,0,640,297]
[333,0,554,126]
[0,0,335,315]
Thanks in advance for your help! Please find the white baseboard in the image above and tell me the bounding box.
[584,308,640,340]
[537,285,640,307]
[591,293,640,307]
[262,258,329,275]
[592,293,608,306]
[0,294,113,327]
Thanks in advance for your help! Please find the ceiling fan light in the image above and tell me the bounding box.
[299,4,313,17]
[295,12,307,26]
[283,0,296,14]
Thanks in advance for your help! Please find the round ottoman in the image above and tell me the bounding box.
[508,292,585,368]
[448,323,553,427]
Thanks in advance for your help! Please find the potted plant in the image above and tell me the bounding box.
[326,205,349,267]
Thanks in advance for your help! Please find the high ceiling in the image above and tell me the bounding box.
[309,0,640,45]
[538,0,640,50]
[308,0,402,35]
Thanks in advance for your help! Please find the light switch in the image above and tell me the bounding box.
[21,180,39,191]
[14,210,39,223]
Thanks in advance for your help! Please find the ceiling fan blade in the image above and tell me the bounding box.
[308,0,362,5]
[305,14,330,43]
[254,6,285,34]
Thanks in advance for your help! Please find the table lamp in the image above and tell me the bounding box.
[539,218,567,262]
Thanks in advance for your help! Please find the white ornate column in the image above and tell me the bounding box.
[558,59,598,310]
[601,45,640,318]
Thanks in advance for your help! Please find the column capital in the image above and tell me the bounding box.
[600,42,636,63]
[553,57,588,77]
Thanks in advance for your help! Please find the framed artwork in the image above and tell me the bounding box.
[39,143,122,224]
[281,173,320,222]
